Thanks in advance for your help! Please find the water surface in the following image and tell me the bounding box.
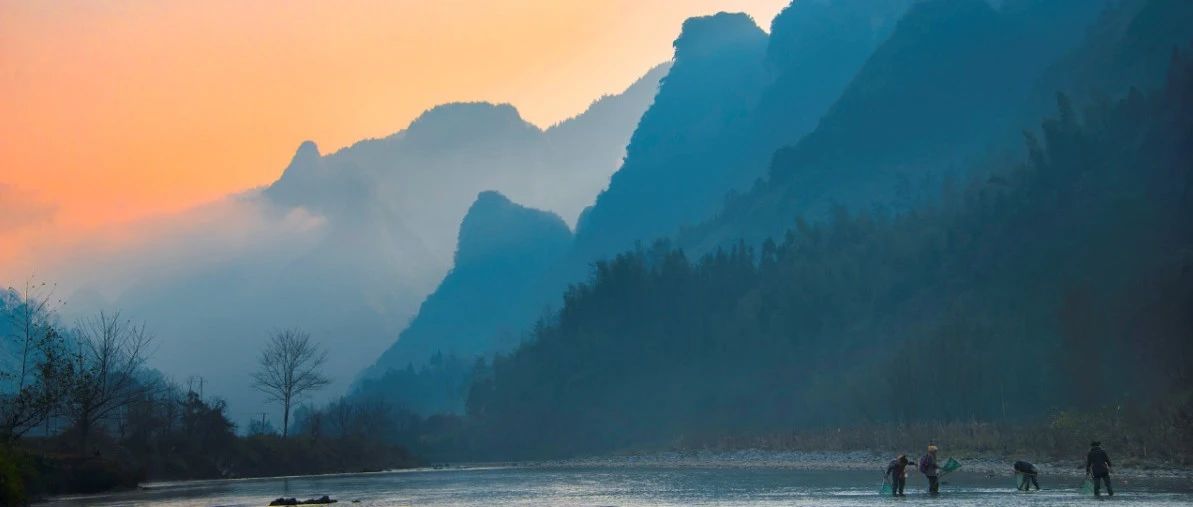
[43,466,1193,506]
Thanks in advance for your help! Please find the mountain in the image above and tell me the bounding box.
[753,0,913,153]
[572,12,769,258]
[102,65,667,422]
[574,2,922,257]
[353,12,775,392]
[463,47,1193,459]
[362,191,571,386]
[268,63,670,240]
[1031,0,1193,109]
[350,3,916,395]
[348,0,1193,459]
[540,63,672,223]
[693,0,1111,250]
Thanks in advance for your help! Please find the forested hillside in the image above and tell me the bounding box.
[333,0,1193,464]
[358,192,572,413]
[462,55,1193,459]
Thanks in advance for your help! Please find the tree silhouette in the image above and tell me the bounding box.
[251,329,330,437]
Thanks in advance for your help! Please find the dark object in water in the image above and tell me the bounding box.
[269,495,337,505]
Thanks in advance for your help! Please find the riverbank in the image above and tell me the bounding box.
[518,449,1193,480]
[4,433,420,506]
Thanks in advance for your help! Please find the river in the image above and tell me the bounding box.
[42,466,1193,506]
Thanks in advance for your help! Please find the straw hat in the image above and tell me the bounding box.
[927,445,939,452]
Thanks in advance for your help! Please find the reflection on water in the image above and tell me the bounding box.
[41,466,1193,506]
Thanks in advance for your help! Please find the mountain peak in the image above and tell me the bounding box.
[265,140,323,205]
[673,12,767,61]
[406,102,537,143]
[455,191,570,267]
[292,139,321,162]
[282,140,322,176]
[470,189,513,209]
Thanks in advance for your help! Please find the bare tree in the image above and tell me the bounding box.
[65,311,155,453]
[1,280,69,442]
[251,329,330,437]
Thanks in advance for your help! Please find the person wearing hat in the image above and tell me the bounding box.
[920,445,941,494]
[1013,460,1040,491]
[885,454,912,496]
[1086,441,1114,496]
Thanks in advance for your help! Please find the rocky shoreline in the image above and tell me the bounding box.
[512,449,1193,480]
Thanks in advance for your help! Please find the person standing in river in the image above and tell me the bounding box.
[920,445,941,495]
[1086,441,1114,497]
[1013,460,1040,491]
[885,454,912,496]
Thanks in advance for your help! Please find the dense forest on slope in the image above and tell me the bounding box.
[461,57,1193,459]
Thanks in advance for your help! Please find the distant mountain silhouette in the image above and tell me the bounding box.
[353,5,919,394]
[265,62,667,262]
[362,191,571,387]
[106,65,667,419]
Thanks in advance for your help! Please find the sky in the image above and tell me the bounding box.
[0,0,788,278]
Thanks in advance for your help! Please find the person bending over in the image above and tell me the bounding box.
[1013,460,1040,491]
[885,454,912,496]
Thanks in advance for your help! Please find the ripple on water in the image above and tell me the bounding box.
[40,467,1193,507]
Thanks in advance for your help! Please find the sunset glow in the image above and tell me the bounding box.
[0,0,786,248]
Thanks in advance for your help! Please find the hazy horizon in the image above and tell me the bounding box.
[1,2,793,427]
[0,1,786,245]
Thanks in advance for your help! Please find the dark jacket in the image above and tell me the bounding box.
[886,458,910,478]
[1086,446,1112,477]
[1013,461,1038,474]
[920,453,938,476]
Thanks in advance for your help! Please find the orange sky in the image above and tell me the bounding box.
[0,0,787,257]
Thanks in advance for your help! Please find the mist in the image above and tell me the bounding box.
[2,64,666,426]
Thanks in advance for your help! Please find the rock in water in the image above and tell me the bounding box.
[268,496,336,505]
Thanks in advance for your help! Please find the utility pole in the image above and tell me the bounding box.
[187,375,206,398]
[254,412,268,434]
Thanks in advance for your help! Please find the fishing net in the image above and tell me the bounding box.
[1081,477,1095,495]
[879,480,893,496]
[940,457,961,474]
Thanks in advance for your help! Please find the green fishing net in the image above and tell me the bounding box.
[940,457,961,474]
